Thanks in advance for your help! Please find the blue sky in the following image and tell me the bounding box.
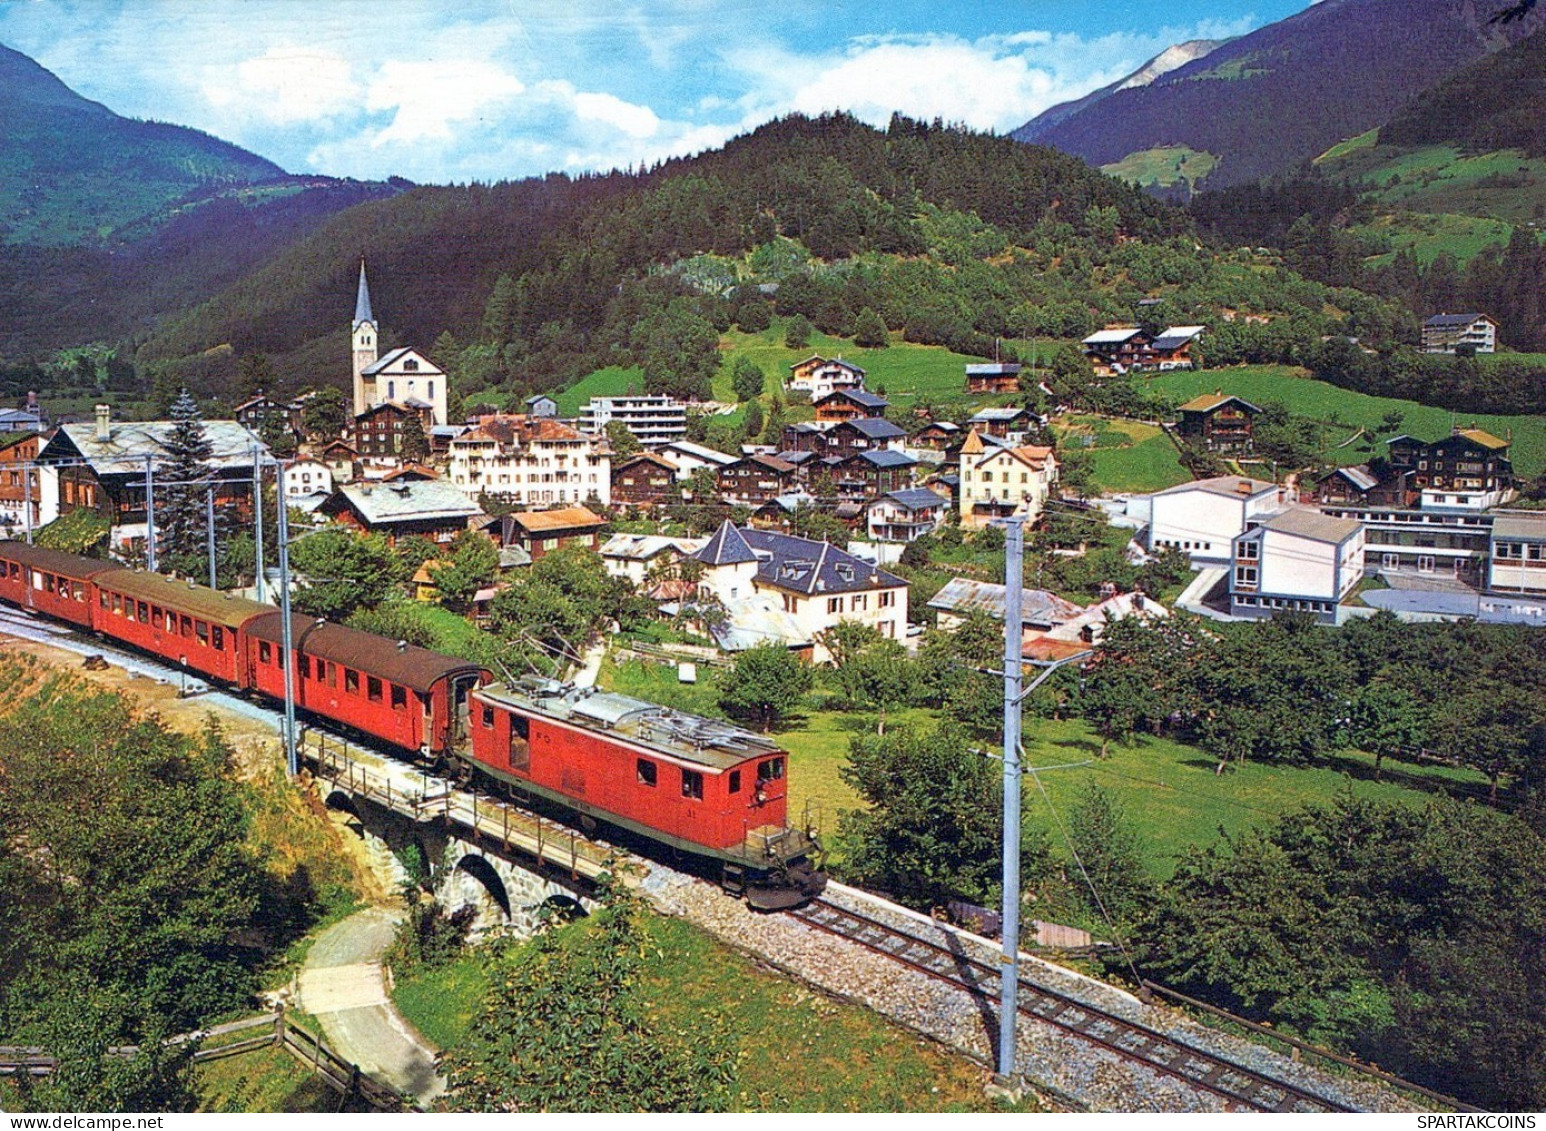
[0,1,1313,184]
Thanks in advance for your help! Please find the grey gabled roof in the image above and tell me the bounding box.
[326,480,485,526]
[693,520,759,566]
[881,487,949,511]
[968,406,1029,423]
[739,528,905,595]
[852,449,916,469]
[927,577,1083,627]
[45,419,268,477]
[1423,312,1489,328]
[838,417,906,440]
[815,389,889,409]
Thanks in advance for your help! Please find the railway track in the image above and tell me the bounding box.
[789,897,1357,1114]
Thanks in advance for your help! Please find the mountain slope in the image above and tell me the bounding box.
[1013,0,1544,191]
[1027,39,1228,136]
[0,43,286,245]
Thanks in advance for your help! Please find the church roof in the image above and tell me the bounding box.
[361,348,444,378]
[353,259,373,328]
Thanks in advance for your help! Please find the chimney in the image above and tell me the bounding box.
[94,404,111,442]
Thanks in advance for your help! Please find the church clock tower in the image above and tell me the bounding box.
[351,258,378,417]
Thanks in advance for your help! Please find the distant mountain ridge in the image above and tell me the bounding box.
[1023,39,1229,136]
[1012,0,1545,190]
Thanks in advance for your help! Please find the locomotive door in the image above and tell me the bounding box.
[450,674,477,750]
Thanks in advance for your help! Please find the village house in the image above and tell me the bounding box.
[319,479,486,547]
[830,449,916,503]
[1081,327,1151,375]
[690,521,908,660]
[812,389,889,422]
[1147,326,1205,370]
[598,532,703,586]
[36,405,268,555]
[786,356,866,400]
[1230,508,1365,624]
[1145,475,1288,564]
[1309,465,1416,509]
[348,400,432,459]
[966,405,1038,443]
[234,393,305,442]
[280,457,334,505]
[965,362,1022,395]
[912,421,960,450]
[524,394,559,418]
[927,577,1083,633]
[866,486,950,544]
[0,432,42,532]
[1386,427,1515,510]
[655,439,738,485]
[447,415,611,509]
[956,430,1058,529]
[717,453,800,506]
[610,451,679,509]
[1023,591,1169,660]
[505,506,608,561]
[1175,392,1260,454]
[1421,312,1497,355]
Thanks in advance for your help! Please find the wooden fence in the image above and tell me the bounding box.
[0,1010,410,1112]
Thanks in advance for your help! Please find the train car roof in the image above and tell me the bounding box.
[477,679,784,772]
[245,613,487,694]
[97,569,275,627]
[0,541,124,580]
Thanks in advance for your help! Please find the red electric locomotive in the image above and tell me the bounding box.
[467,677,827,910]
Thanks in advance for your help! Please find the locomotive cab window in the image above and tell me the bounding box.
[728,770,742,794]
[481,705,494,728]
[758,757,784,782]
[681,768,703,800]
[637,759,657,787]
[509,714,530,771]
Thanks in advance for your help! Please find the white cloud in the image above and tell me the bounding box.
[572,91,661,139]
[366,60,526,145]
[203,46,357,125]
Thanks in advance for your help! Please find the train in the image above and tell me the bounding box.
[0,540,827,911]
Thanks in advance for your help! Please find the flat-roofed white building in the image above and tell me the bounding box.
[1230,508,1364,624]
[1489,511,1546,595]
[1147,476,1288,564]
[579,395,687,447]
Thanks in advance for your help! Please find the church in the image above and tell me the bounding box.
[350,260,449,427]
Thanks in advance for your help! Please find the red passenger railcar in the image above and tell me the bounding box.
[0,543,121,629]
[468,678,825,909]
[90,570,273,685]
[244,614,487,756]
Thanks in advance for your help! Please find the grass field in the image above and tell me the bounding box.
[1054,414,1191,493]
[194,1045,351,1113]
[551,365,646,415]
[1152,365,1546,477]
[1356,211,1515,268]
[391,912,1026,1112]
[1101,145,1218,190]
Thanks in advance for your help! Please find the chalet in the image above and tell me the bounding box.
[1175,392,1260,454]
[812,389,889,422]
[1230,508,1364,625]
[957,431,1058,528]
[786,356,866,400]
[1309,464,1415,508]
[1148,326,1204,370]
[691,521,908,659]
[349,400,431,459]
[824,417,907,458]
[965,362,1022,395]
[1386,428,1514,510]
[1489,512,1546,595]
[524,394,559,418]
[280,458,333,505]
[506,506,608,561]
[913,421,960,450]
[1146,475,1287,564]
[831,449,916,503]
[966,405,1036,441]
[867,487,949,544]
[1024,591,1169,660]
[779,421,831,454]
[37,405,268,554]
[598,532,702,585]
[1421,313,1497,355]
[319,440,361,482]
[1081,327,1151,375]
[717,454,799,506]
[234,393,304,441]
[0,432,41,532]
[610,451,679,508]
[319,479,486,547]
[656,439,738,484]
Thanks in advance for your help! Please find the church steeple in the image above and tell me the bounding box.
[353,258,374,328]
[351,257,379,417]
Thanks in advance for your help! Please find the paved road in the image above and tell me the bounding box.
[295,907,446,1107]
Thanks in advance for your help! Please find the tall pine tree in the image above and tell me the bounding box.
[156,390,220,569]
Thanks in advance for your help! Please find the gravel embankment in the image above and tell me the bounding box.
[640,868,1419,1114]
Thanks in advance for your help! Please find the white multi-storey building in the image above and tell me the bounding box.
[447,415,611,508]
[1147,475,1289,565]
[1229,508,1365,624]
[579,395,687,447]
